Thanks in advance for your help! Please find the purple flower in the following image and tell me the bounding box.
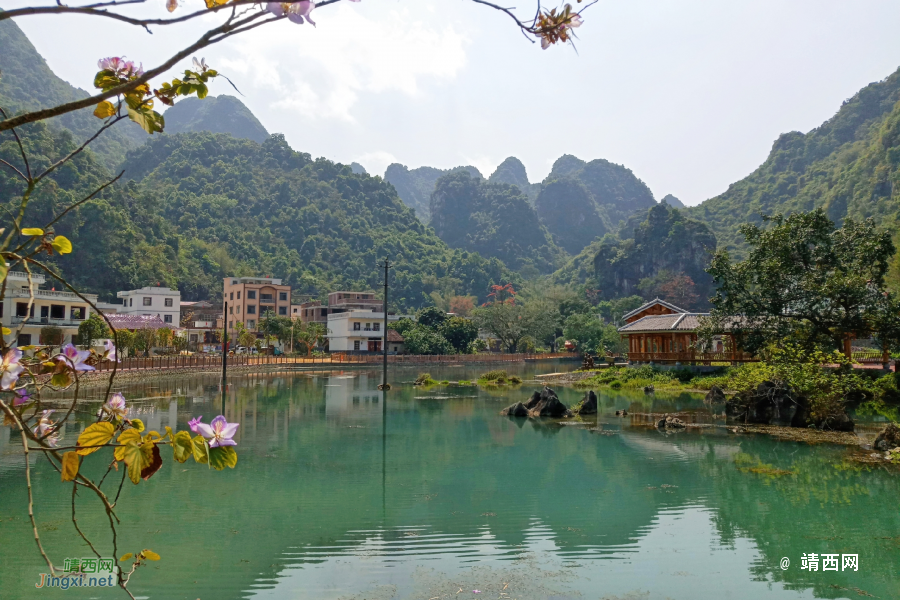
[33,410,60,447]
[267,1,316,25]
[97,56,143,78]
[99,392,127,420]
[0,348,24,390]
[196,415,239,448]
[13,388,32,406]
[56,343,94,372]
[188,415,203,433]
[103,340,119,363]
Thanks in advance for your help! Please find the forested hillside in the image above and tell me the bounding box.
[551,203,717,309]
[487,157,540,203]
[0,18,145,170]
[429,171,563,274]
[163,95,269,143]
[383,163,482,222]
[689,67,900,253]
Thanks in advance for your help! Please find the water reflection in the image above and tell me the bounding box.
[0,364,897,600]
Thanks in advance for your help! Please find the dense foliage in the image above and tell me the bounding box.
[429,171,563,274]
[487,156,540,203]
[383,163,483,222]
[535,177,610,254]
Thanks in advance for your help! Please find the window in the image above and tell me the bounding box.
[164,298,173,307]
[279,292,288,301]
[363,294,370,299]
[231,279,237,285]
[247,290,256,300]
[279,306,287,315]
[353,322,361,331]
[247,305,256,315]
[143,297,152,306]
[393,346,398,352]
[247,319,255,329]
[237,291,241,299]
[164,314,173,323]
[320,308,327,317]
[17,333,31,346]
[237,305,241,313]
[229,306,233,314]
[16,303,30,318]
[230,292,234,300]
[129,298,133,307]
[260,293,273,302]
[373,323,380,331]
[364,323,372,331]
[353,340,360,351]
[190,334,199,342]
[70,307,86,320]
[229,320,233,329]
[50,304,65,319]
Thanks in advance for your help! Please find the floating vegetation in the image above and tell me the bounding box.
[734,452,794,477]
[477,370,522,386]
[415,373,438,386]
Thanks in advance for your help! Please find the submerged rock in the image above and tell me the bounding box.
[725,381,799,425]
[656,414,686,429]
[527,387,572,417]
[643,385,655,394]
[705,385,726,404]
[500,402,529,417]
[814,412,855,432]
[874,423,900,451]
[574,391,597,415]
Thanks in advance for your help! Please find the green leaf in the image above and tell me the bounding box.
[50,235,73,255]
[93,101,116,119]
[61,451,80,481]
[208,446,238,470]
[114,429,141,462]
[130,418,145,433]
[172,431,193,463]
[191,435,208,464]
[121,441,154,484]
[21,228,43,236]
[127,106,165,134]
[76,422,116,456]
[196,83,209,99]
[50,371,73,388]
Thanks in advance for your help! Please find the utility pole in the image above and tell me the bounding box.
[221,301,228,412]
[380,257,391,390]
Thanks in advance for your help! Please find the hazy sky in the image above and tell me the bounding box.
[12,0,900,205]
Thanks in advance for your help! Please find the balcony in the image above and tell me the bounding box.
[11,316,86,329]
[7,288,98,302]
[7,271,47,284]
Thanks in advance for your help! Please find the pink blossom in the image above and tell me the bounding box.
[97,57,143,78]
[56,343,94,372]
[196,415,239,448]
[0,348,23,390]
[189,415,203,433]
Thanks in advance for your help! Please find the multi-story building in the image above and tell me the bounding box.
[223,276,291,334]
[295,291,383,324]
[180,300,224,348]
[116,286,181,326]
[326,310,405,353]
[1,271,96,347]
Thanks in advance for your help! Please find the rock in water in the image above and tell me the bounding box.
[500,402,529,417]
[705,385,726,404]
[524,390,542,410]
[874,423,900,450]
[527,387,572,417]
[643,385,655,394]
[726,381,799,425]
[574,391,598,415]
[815,412,854,432]
[656,414,686,429]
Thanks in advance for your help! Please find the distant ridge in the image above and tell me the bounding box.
[163,95,269,144]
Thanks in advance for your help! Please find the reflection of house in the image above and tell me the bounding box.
[326,311,404,353]
[117,286,181,326]
[618,298,752,364]
[224,276,291,334]
[295,291,383,324]
[1,271,96,347]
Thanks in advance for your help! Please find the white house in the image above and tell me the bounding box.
[1,271,97,347]
[326,310,406,353]
[116,286,181,326]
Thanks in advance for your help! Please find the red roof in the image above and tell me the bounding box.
[105,314,170,330]
[387,329,404,342]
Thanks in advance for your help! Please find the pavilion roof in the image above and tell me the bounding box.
[621,298,689,321]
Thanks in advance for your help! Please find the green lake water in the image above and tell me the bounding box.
[1,362,899,599]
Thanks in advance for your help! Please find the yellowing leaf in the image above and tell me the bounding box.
[121,441,153,484]
[50,235,73,255]
[2,327,11,336]
[76,422,116,456]
[120,553,134,561]
[172,431,192,463]
[50,371,73,388]
[93,101,116,119]
[140,444,163,480]
[142,549,161,561]
[114,429,141,462]
[21,228,44,236]
[0,264,7,286]
[191,435,208,464]
[127,106,165,134]
[208,446,238,470]
[131,418,145,433]
[61,452,80,481]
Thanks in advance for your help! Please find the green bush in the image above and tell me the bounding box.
[480,370,508,381]
[415,373,437,385]
[609,380,622,389]
[509,376,522,384]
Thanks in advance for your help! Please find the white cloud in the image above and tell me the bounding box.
[352,151,399,177]
[217,4,468,122]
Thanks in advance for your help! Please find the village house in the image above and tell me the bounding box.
[180,300,223,349]
[223,276,291,336]
[617,298,751,364]
[294,291,383,324]
[0,271,95,347]
[116,286,181,326]
[326,310,405,353]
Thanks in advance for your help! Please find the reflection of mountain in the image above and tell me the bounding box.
[1,371,897,599]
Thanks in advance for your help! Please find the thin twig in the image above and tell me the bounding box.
[71,481,103,559]
[21,429,56,575]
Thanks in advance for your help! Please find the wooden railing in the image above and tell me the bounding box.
[852,351,889,364]
[94,352,577,372]
[627,351,757,364]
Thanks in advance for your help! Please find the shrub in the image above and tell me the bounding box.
[609,380,622,389]
[415,373,437,385]
[480,370,508,381]
[509,376,522,384]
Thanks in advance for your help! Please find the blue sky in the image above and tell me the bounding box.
[12,0,900,204]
